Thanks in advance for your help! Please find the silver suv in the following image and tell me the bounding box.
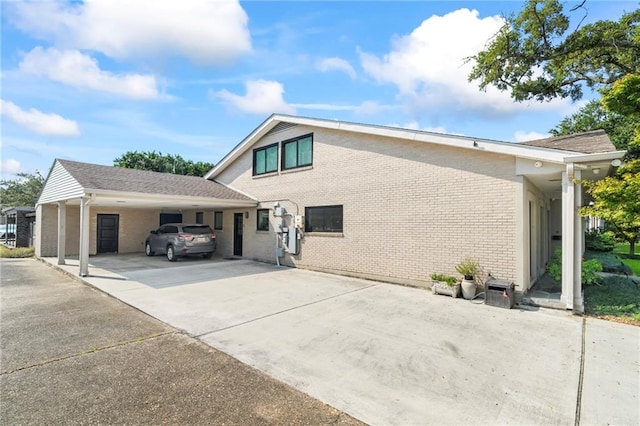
[145,223,216,261]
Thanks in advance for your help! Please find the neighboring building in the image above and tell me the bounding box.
[2,206,36,248]
[35,115,624,312]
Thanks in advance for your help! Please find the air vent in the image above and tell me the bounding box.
[266,122,298,136]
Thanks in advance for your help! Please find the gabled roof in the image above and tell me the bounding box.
[38,159,255,208]
[57,159,250,200]
[519,130,616,154]
[205,114,625,179]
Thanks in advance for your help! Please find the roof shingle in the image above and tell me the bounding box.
[57,159,252,201]
[519,130,617,154]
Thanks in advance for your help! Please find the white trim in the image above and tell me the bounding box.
[563,151,626,163]
[205,114,596,179]
[57,201,66,266]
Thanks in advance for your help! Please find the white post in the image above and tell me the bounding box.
[573,170,584,312]
[57,202,66,265]
[79,197,91,277]
[561,165,575,310]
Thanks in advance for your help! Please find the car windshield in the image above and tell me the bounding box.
[183,226,213,235]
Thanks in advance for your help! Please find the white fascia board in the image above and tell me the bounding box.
[206,114,605,178]
[563,151,626,164]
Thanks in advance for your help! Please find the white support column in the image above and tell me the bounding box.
[79,197,91,277]
[57,201,66,265]
[573,170,584,312]
[561,166,575,310]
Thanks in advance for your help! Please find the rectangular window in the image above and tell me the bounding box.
[305,205,343,233]
[282,134,313,170]
[214,211,223,230]
[257,209,270,231]
[195,212,204,224]
[253,143,278,175]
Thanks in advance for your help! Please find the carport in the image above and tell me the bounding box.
[36,159,257,276]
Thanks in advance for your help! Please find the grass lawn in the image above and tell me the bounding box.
[613,243,640,276]
[584,275,640,325]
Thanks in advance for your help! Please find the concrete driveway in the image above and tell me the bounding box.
[45,254,639,425]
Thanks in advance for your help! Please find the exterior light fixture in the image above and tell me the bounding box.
[592,168,601,174]
[534,161,543,168]
[611,159,622,167]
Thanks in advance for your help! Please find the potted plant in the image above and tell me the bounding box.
[455,258,480,299]
[430,273,461,298]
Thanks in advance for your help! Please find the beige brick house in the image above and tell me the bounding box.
[36,114,625,312]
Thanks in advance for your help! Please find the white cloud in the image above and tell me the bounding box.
[316,57,357,79]
[359,8,570,116]
[513,131,550,142]
[19,47,161,100]
[9,0,251,65]
[1,99,80,136]
[213,80,296,115]
[0,159,23,175]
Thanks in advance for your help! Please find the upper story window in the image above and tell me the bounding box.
[253,143,278,175]
[282,134,313,170]
[305,205,343,233]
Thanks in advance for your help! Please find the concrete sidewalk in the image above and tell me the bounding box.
[40,255,639,425]
[1,258,362,425]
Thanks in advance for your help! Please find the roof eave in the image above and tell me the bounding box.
[563,151,626,164]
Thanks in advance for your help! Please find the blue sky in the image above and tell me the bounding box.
[1,0,635,180]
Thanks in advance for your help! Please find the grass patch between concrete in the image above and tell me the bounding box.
[0,245,35,258]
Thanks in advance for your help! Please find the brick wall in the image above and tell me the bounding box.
[215,125,519,287]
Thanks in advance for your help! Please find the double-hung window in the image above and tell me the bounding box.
[305,205,343,233]
[282,134,313,170]
[253,143,278,175]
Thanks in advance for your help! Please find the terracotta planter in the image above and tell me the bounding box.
[432,280,461,298]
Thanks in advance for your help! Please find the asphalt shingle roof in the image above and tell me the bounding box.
[519,130,617,154]
[58,159,252,201]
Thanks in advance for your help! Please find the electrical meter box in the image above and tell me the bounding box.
[274,207,284,217]
[294,215,305,228]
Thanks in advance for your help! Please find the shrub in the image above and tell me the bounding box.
[546,247,603,285]
[430,273,458,286]
[585,250,629,274]
[585,230,615,252]
[455,258,480,279]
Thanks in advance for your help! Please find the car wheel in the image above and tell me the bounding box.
[202,252,213,259]
[145,242,154,256]
[166,245,177,262]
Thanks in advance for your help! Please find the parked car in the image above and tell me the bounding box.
[145,223,216,261]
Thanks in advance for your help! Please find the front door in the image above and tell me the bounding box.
[97,214,119,254]
[233,213,243,256]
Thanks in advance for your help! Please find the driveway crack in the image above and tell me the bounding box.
[196,283,380,338]
[0,331,176,375]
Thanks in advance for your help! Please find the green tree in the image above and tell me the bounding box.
[113,151,214,177]
[468,0,640,102]
[0,172,45,208]
[549,99,638,151]
[580,160,640,257]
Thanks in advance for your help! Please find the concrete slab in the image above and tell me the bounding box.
[38,255,639,425]
[1,258,363,425]
[202,283,582,425]
[580,318,640,426]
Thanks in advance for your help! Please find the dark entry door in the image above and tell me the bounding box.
[233,213,243,256]
[97,214,119,254]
